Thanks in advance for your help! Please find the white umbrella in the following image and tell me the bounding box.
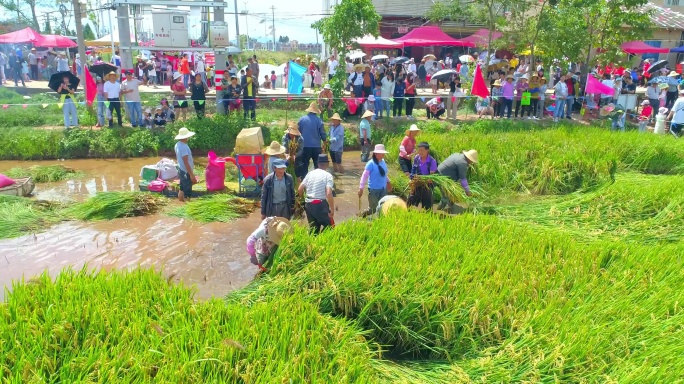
[371,54,388,61]
[347,50,366,60]
[459,55,475,63]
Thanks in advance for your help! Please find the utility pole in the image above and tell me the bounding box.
[270,6,275,52]
[243,3,249,51]
[233,0,240,49]
[72,0,88,84]
[214,6,227,114]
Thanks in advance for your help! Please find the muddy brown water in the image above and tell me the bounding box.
[0,152,370,300]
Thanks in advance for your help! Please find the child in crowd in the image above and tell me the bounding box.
[364,95,376,120]
[160,98,175,123]
[270,70,277,89]
[143,108,153,128]
[313,64,323,90]
[638,100,652,132]
[373,84,382,119]
[246,217,291,271]
[206,66,214,85]
[21,60,29,82]
[153,106,166,128]
[263,75,271,90]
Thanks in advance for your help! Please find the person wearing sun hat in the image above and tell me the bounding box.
[261,159,295,221]
[318,83,333,119]
[359,109,374,162]
[282,123,305,180]
[437,149,478,212]
[246,216,292,271]
[298,101,327,178]
[398,124,421,176]
[666,70,681,109]
[103,71,123,127]
[328,113,345,174]
[638,100,652,132]
[263,141,287,175]
[174,127,197,202]
[359,144,392,214]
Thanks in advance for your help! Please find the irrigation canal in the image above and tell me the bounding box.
[0,152,368,300]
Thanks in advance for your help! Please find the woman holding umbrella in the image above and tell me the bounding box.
[57,74,78,128]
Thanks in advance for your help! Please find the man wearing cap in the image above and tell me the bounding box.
[298,165,335,235]
[28,48,38,80]
[328,113,345,174]
[437,150,478,211]
[241,67,258,120]
[174,127,197,202]
[246,216,291,271]
[282,124,304,179]
[104,72,123,127]
[122,71,143,127]
[408,142,438,210]
[298,102,327,178]
[261,159,295,220]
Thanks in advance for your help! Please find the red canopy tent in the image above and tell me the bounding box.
[621,41,669,54]
[460,29,502,47]
[392,26,473,47]
[0,27,43,43]
[36,35,77,48]
[355,34,401,49]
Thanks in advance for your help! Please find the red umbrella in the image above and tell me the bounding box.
[36,35,77,48]
[0,27,43,43]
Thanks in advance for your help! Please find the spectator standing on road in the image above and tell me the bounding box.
[327,55,338,80]
[104,72,123,127]
[241,67,258,121]
[28,48,38,80]
[0,51,6,84]
[180,54,191,88]
[122,70,144,127]
[195,55,206,85]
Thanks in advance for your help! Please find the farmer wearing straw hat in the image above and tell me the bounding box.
[174,127,197,202]
[318,84,334,119]
[246,217,292,271]
[359,109,374,162]
[261,159,295,220]
[328,113,345,174]
[103,71,123,127]
[263,141,286,175]
[376,195,407,217]
[398,124,421,176]
[282,124,305,180]
[348,64,365,97]
[437,150,478,210]
[359,144,392,214]
[298,102,327,178]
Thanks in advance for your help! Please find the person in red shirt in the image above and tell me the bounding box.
[638,99,652,132]
[180,54,191,88]
[642,59,652,86]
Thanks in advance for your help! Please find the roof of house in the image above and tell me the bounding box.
[372,0,441,17]
[643,2,684,29]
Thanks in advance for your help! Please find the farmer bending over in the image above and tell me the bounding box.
[436,149,478,211]
[246,217,291,271]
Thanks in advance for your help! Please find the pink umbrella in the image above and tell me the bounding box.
[36,35,77,48]
[0,27,43,43]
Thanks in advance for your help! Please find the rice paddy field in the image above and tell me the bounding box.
[3,120,684,382]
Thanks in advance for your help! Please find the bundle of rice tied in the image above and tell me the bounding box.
[409,174,467,204]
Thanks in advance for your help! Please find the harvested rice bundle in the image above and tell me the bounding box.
[67,192,167,221]
[167,194,259,222]
[0,195,64,239]
[4,164,79,183]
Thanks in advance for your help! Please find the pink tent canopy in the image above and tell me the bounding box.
[460,29,502,47]
[0,27,43,43]
[621,41,669,54]
[392,26,474,47]
[36,35,77,48]
[355,34,401,49]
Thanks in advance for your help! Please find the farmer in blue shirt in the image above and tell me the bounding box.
[297,102,327,179]
[174,127,196,202]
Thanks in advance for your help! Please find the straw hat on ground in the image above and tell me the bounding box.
[669,71,679,77]
[380,196,407,216]
[266,217,291,245]
[405,124,421,136]
[463,149,478,163]
[361,110,374,119]
[330,113,342,121]
[264,141,286,156]
[371,144,389,155]
[285,124,301,136]
[174,127,196,140]
[305,101,321,114]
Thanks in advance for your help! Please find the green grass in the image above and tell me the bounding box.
[66,192,167,221]
[166,194,259,223]
[3,165,80,183]
[0,196,64,239]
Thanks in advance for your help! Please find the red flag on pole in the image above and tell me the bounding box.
[84,66,97,107]
[471,64,490,98]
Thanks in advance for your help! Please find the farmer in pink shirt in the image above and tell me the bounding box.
[500,75,515,119]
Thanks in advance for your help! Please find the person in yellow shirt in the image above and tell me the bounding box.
[510,55,519,71]
[241,67,257,120]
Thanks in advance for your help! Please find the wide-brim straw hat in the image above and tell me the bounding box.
[539,77,547,83]
[264,141,286,155]
[361,110,374,119]
[174,127,196,140]
[380,196,407,216]
[107,71,117,80]
[463,149,478,163]
[305,101,321,114]
[493,80,502,86]
[330,113,342,121]
[669,71,679,77]
[405,124,421,135]
[285,124,301,136]
[354,64,365,71]
[599,105,614,117]
[371,144,389,155]
[266,217,291,245]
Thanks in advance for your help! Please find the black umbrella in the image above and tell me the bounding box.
[431,69,458,83]
[393,56,409,65]
[48,71,80,93]
[88,63,118,79]
[646,59,667,75]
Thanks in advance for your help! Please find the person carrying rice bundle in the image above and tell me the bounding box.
[436,149,478,211]
[246,217,291,271]
[408,142,438,210]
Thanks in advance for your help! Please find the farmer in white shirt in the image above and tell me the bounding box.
[348,66,365,97]
[408,58,417,74]
[122,70,144,127]
[327,55,338,80]
[195,56,206,85]
[103,71,123,127]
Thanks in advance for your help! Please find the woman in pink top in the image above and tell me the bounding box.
[398,124,421,175]
[500,75,515,119]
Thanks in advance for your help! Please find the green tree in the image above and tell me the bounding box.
[83,23,95,41]
[278,35,289,43]
[0,0,51,30]
[311,0,380,99]
[504,0,553,74]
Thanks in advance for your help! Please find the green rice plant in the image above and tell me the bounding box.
[0,268,382,383]
[167,194,259,223]
[3,164,80,183]
[0,196,64,239]
[66,192,167,221]
[490,173,684,242]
